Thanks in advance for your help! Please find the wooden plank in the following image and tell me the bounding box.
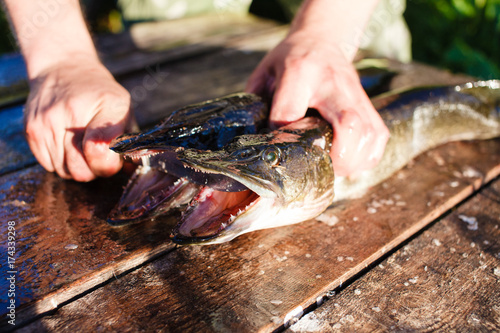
[96,14,284,77]
[0,166,177,329]
[0,105,36,174]
[15,138,500,332]
[290,177,500,332]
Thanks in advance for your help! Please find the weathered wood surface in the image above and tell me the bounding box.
[0,105,36,175]
[290,177,500,332]
[96,14,285,77]
[14,138,500,332]
[0,166,179,329]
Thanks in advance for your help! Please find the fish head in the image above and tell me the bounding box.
[172,117,335,244]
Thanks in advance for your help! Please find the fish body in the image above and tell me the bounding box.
[334,80,500,201]
[109,80,500,244]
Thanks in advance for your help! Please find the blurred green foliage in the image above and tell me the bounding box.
[0,9,16,54]
[0,0,498,79]
[405,0,500,79]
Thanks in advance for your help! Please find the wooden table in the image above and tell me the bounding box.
[1,14,499,332]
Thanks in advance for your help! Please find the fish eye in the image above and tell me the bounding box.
[262,147,281,166]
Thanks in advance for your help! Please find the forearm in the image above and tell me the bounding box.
[290,0,379,61]
[3,0,99,79]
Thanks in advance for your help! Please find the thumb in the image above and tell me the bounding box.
[83,109,130,177]
[269,73,311,128]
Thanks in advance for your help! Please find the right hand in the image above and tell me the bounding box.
[247,32,389,178]
[25,56,136,182]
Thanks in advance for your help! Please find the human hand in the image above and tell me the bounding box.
[25,56,136,182]
[246,31,389,178]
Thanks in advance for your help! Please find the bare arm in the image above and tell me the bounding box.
[4,0,134,181]
[247,0,389,177]
[4,0,98,78]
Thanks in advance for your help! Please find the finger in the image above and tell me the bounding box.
[25,124,55,173]
[24,101,57,173]
[83,109,128,178]
[245,61,268,95]
[64,127,96,182]
[269,68,311,127]
[329,109,365,177]
[49,124,72,179]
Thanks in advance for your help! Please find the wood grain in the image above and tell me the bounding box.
[290,177,500,332]
[15,138,500,332]
[0,167,177,328]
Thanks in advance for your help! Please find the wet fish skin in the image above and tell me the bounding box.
[334,80,500,201]
[171,80,500,244]
[110,93,268,154]
[106,66,392,226]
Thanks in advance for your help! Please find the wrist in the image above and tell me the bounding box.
[288,0,379,61]
[24,45,100,80]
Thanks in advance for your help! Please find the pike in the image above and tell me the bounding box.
[109,80,500,245]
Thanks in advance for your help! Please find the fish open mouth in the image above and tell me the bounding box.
[172,186,261,243]
[108,148,273,244]
[168,147,283,244]
[107,166,199,225]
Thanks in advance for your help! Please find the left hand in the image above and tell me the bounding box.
[246,31,389,178]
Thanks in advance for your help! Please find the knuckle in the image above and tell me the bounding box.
[24,123,38,141]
